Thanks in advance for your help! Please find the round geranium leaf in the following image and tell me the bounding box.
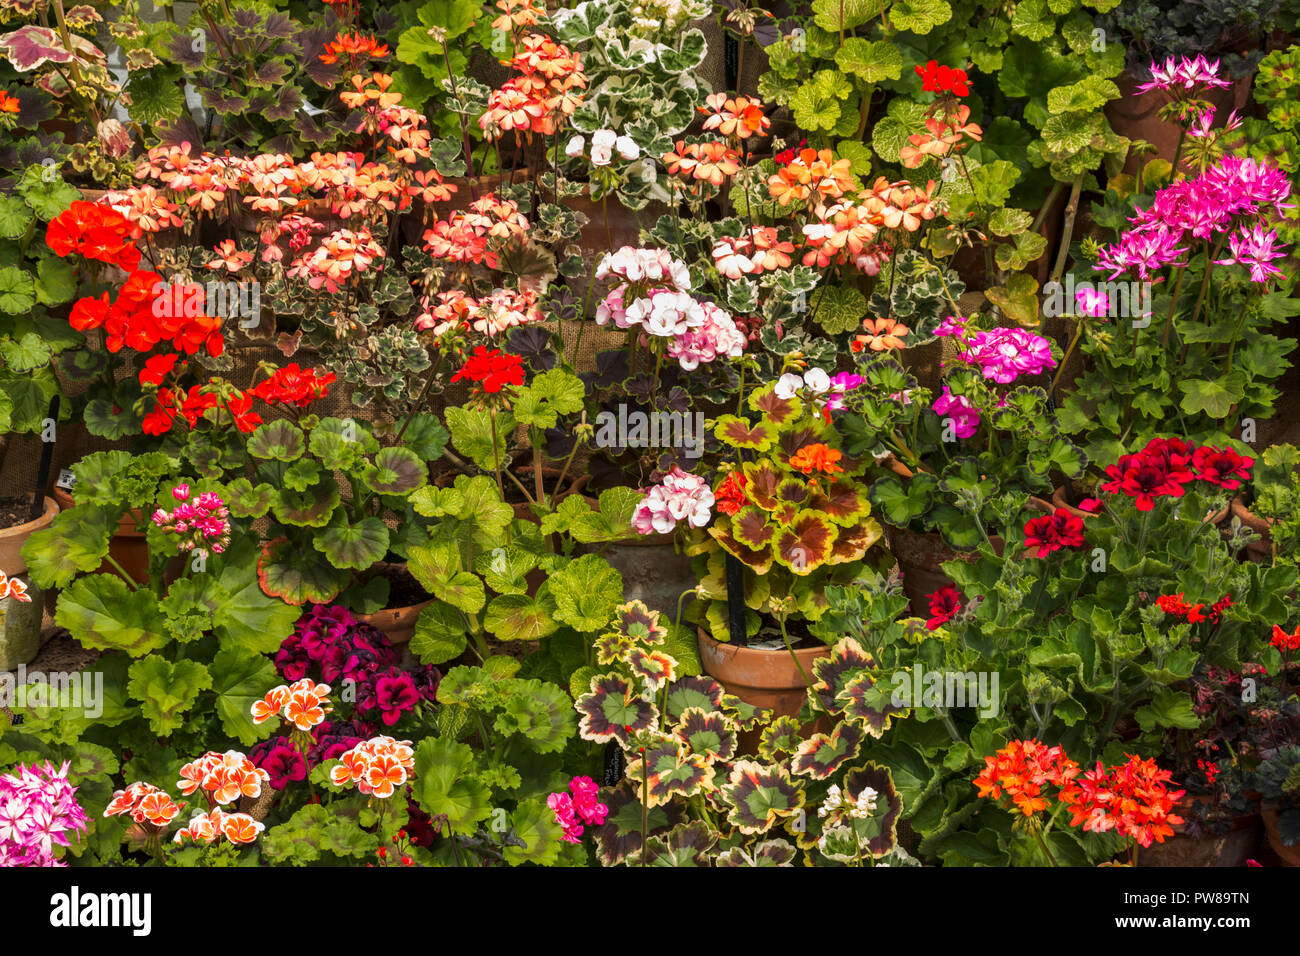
[575,672,657,745]
[313,516,390,571]
[256,537,350,605]
[272,482,340,527]
[247,419,305,461]
[223,477,275,518]
[363,446,427,495]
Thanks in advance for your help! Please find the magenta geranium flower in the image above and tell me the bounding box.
[966,327,1056,384]
[932,386,980,438]
[1215,224,1288,284]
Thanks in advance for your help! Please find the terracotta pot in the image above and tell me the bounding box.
[588,533,696,619]
[52,487,151,586]
[1050,485,1097,522]
[1230,495,1272,561]
[0,495,59,577]
[698,627,830,753]
[356,599,431,645]
[1262,808,1300,866]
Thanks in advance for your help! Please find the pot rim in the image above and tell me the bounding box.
[0,494,59,539]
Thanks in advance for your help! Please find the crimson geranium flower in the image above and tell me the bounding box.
[1101,437,1197,510]
[925,585,963,630]
[451,346,526,394]
[915,60,970,96]
[1023,507,1086,558]
[1191,445,1253,489]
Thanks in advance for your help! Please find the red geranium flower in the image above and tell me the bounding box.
[1100,437,1197,510]
[451,346,525,394]
[1023,507,1086,558]
[1271,624,1300,652]
[915,60,970,97]
[251,364,336,408]
[925,585,963,630]
[45,200,141,271]
[138,352,180,387]
[1191,445,1253,489]
[714,470,747,515]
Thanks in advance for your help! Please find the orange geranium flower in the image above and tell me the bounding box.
[788,443,844,475]
[662,140,741,189]
[319,32,390,65]
[0,93,20,114]
[973,739,1080,817]
[852,317,909,352]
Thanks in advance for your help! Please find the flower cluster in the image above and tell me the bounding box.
[663,140,741,190]
[1271,624,1300,652]
[69,270,222,358]
[699,93,771,140]
[1157,592,1233,625]
[900,104,982,170]
[1101,436,1253,511]
[1136,55,1234,96]
[151,483,231,558]
[103,781,183,828]
[714,469,747,516]
[46,200,141,270]
[664,300,747,371]
[249,363,336,409]
[329,736,416,798]
[632,466,715,534]
[173,808,265,846]
[1096,154,1292,283]
[423,194,530,269]
[565,128,640,166]
[711,226,795,279]
[451,345,527,396]
[417,288,542,340]
[939,325,1056,384]
[250,718,372,790]
[852,317,909,352]
[547,776,608,843]
[251,679,334,732]
[0,762,89,867]
[286,227,385,293]
[176,751,271,807]
[800,177,937,271]
[788,443,844,476]
[932,385,979,438]
[916,60,971,97]
[1060,754,1186,848]
[144,380,263,436]
[480,33,587,140]
[273,604,439,730]
[767,148,854,208]
[1022,508,1086,558]
[339,73,432,165]
[974,740,1080,817]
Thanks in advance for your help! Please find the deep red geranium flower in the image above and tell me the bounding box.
[1192,445,1253,490]
[1271,624,1300,652]
[915,60,970,96]
[1023,507,1086,558]
[925,585,963,630]
[451,346,526,394]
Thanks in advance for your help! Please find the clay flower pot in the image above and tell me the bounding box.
[1230,495,1272,561]
[1261,808,1300,866]
[698,627,831,753]
[0,587,45,670]
[584,531,696,619]
[52,487,151,586]
[354,563,433,645]
[0,494,59,577]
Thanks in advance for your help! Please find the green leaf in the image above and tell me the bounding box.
[363,446,426,495]
[483,587,560,641]
[811,0,873,31]
[127,655,212,736]
[835,38,904,83]
[549,554,623,632]
[314,517,390,570]
[1047,76,1120,114]
[808,284,866,335]
[502,797,564,865]
[889,0,953,33]
[0,265,35,314]
[209,540,302,652]
[410,600,469,665]
[513,368,585,429]
[412,738,493,835]
[1010,0,1055,40]
[56,574,168,656]
[408,542,486,614]
[34,255,77,305]
[126,70,187,127]
[445,405,516,472]
[1135,688,1202,732]
[247,419,305,461]
[209,646,280,747]
[223,478,275,518]
[1179,374,1245,419]
[0,197,33,238]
